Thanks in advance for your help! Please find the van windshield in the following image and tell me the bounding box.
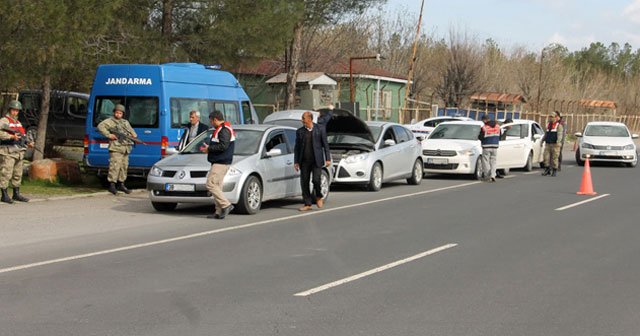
[93,96,159,128]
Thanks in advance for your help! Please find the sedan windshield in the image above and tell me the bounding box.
[584,125,629,137]
[429,124,481,140]
[182,129,263,156]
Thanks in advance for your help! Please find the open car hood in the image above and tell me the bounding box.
[324,108,375,145]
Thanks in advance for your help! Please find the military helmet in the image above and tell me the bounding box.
[113,104,126,113]
[8,100,22,111]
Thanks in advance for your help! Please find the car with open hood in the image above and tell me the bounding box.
[574,121,638,167]
[421,120,545,178]
[146,124,332,213]
[265,108,423,191]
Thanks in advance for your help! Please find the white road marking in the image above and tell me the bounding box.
[0,183,479,275]
[523,171,540,175]
[294,243,458,297]
[555,194,610,211]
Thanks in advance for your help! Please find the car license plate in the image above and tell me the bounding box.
[165,183,195,192]
[427,158,448,164]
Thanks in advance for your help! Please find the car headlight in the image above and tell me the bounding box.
[582,143,595,149]
[150,166,163,177]
[226,167,242,176]
[344,153,369,164]
[457,148,476,156]
[623,144,635,150]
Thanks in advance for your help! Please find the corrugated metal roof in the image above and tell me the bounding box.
[469,92,527,103]
[579,99,616,109]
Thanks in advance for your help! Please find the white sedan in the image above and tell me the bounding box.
[422,120,546,179]
[406,116,473,138]
[575,121,638,167]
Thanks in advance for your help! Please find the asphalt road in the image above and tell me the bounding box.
[1,151,638,336]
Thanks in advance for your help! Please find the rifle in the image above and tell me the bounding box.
[0,124,43,154]
[110,129,147,145]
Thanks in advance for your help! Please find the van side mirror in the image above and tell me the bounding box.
[266,148,282,157]
[574,132,583,137]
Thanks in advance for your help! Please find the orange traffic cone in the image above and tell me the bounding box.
[577,155,597,196]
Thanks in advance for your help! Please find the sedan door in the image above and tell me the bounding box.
[259,131,292,199]
[497,123,527,168]
[377,126,404,179]
[531,122,545,163]
[393,125,419,175]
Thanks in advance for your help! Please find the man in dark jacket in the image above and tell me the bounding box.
[201,110,235,219]
[294,111,331,211]
[178,110,209,150]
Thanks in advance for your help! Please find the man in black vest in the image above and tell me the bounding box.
[201,111,235,219]
[294,111,331,211]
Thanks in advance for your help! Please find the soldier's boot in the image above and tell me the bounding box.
[12,188,29,202]
[108,182,118,195]
[541,167,551,176]
[551,169,557,177]
[116,182,132,194]
[1,189,14,204]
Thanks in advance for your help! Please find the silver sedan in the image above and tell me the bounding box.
[147,124,331,214]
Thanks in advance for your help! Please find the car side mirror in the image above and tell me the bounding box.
[574,132,583,137]
[266,148,282,157]
[533,134,542,140]
[415,134,426,142]
[632,134,639,139]
[384,139,396,147]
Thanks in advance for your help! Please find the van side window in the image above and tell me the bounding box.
[67,96,87,118]
[211,102,240,125]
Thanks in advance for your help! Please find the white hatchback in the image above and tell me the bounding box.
[575,121,638,167]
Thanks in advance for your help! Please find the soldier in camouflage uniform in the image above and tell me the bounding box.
[0,100,31,203]
[97,104,138,195]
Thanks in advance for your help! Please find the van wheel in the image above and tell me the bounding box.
[367,162,383,191]
[407,159,423,185]
[152,202,177,212]
[524,152,533,171]
[236,175,262,214]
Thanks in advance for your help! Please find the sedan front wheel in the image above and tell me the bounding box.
[236,175,262,214]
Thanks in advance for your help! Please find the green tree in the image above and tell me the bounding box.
[283,0,386,109]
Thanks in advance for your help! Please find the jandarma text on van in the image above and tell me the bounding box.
[105,78,153,85]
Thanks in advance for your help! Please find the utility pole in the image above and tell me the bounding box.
[401,0,425,124]
[536,48,545,114]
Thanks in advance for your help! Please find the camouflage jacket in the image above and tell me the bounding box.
[97,117,137,153]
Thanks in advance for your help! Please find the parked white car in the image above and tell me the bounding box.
[406,116,473,138]
[265,108,423,191]
[574,121,638,167]
[147,124,332,214]
[422,120,546,179]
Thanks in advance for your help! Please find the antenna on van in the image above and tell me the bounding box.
[204,64,222,70]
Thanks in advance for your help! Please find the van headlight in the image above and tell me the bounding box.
[150,166,163,177]
[582,143,595,149]
[623,144,635,150]
[344,153,369,164]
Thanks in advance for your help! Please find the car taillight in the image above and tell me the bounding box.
[84,134,89,155]
[161,136,168,156]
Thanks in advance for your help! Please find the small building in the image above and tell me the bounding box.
[233,59,408,123]
[469,92,527,112]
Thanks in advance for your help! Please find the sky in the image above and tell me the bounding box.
[386,0,640,52]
